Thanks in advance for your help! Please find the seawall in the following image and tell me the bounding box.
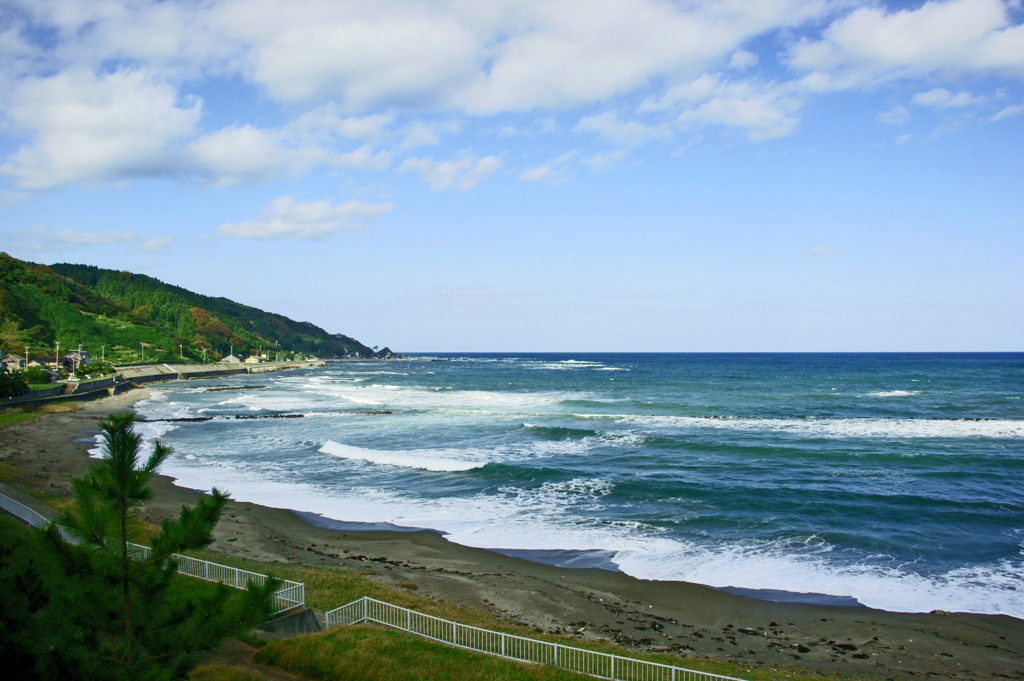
[1,361,324,410]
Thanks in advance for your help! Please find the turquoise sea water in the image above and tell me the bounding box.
[129,353,1024,617]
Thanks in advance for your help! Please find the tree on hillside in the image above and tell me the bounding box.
[7,412,279,680]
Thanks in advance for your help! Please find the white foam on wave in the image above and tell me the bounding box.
[319,440,488,472]
[527,359,608,370]
[614,538,1024,619]
[309,381,585,413]
[868,390,921,397]
[593,414,1024,439]
[150,447,1024,618]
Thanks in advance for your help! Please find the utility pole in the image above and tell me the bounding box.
[202,348,206,362]
[100,345,105,362]
[76,344,82,374]
[179,344,183,359]
[55,341,60,375]
[25,347,28,369]
[140,343,144,362]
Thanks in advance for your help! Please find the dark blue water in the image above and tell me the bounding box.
[132,353,1024,616]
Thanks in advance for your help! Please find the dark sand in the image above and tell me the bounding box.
[1,390,1021,680]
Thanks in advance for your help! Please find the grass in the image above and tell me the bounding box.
[254,625,590,681]
[189,663,274,681]
[0,410,38,428]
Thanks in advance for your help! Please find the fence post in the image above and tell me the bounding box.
[611,655,615,680]
[406,608,411,631]
[501,633,506,657]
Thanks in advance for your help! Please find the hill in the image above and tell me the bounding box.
[0,253,378,364]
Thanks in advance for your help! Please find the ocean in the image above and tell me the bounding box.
[129,353,1024,617]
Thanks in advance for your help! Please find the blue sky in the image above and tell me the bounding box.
[0,0,1021,351]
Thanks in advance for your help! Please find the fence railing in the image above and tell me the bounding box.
[326,597,746,681]
[1,491,303,614]
[7,490,743,680]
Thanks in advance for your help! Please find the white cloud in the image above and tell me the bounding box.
[896,133,912,145]
[805,244,844,255]
[990,103,1024,121]
[332,145,392,171]
[729,50,759,70]
[5,0,832,114]
[638,73,803,140]
[582,148,630,172]
[55,229,136,246]
[912,88,982,108]
[283,107,394,143]
[453,0,829,114]
[677,94,800,140]
[399,120,461,149]
[216,195,394,239]
[0,69,395,189]
[0,0,1020,185]
[788,0,1024,90]
[0,68,201,189]
[519,151,578,185]
[575,111,670,146]
[185,125,304,187]
[400,154,502,191]
[0,224,175,252]
[878,104,910,125]
[139,236,173,251]
[0,191,31,205]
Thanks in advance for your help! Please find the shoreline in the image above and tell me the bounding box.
[1,388,1022,679]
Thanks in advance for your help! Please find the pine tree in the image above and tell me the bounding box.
[35,411,278,680]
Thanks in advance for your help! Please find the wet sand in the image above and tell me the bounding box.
[1,390,1021,680]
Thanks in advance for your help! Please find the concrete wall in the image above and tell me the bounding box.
[68,376,115,393]
[0,382,114,410]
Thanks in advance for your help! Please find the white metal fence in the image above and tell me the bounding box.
[6,490,745,680]
[326,597,746,681]
[1,491,303,614]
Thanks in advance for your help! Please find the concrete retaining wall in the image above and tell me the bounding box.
[68,376,116,393]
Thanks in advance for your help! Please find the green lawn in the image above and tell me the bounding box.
[0,410,38,428]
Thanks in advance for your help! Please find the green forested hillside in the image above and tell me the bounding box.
[0,253,376,364]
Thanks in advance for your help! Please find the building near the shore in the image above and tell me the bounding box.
[65,349,90,366]
[29,356,74,371]
[1,353,25,370]
[243,356,261,364]
[221,354,243,363]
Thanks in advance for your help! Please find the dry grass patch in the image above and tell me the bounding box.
[190,663,274,681]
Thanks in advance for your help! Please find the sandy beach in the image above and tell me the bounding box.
[1,389,1021,681]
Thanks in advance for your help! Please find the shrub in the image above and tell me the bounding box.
[0,367,28,398]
